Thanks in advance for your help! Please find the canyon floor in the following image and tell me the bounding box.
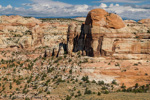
[0,46,149,100]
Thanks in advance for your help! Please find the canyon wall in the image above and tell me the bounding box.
[0,15,70,50]
[67,8,150,60]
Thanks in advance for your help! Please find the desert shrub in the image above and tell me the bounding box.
[66,95,72,100]
[16,88,20,91]
[41,73,47,80]
[25,97,30,100]
[79,82,82,85]
[135,83,139,88]
[97,92,101,96]
[81,76,89,83]
[121,83,126,89]
[126,87,132,92]
[9,83,12,89]
[77,90,81,96]
[47,67,54,73]
[75,79,78,82]
[56,78,65,83]
[92,80,96,83]
[47,91,51,94]
[27,76,33,83]
[22,84,29,94]
[84,88,92,94]
[112,80,117,85]
[69,69,72,74]
[102,86,108,90]
[98,81,104,85]
[27,62,34,70]
[12,96,16,100]
[16,80,21,85]
[68,59,72,62]
[3,77,8,81]
[38,90,42,94]
[123,84,149,93]
[103,90,109,94]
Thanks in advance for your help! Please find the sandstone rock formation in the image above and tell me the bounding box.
[67,9,150,60]
[138,19,150,24]
[85,8,125,29]
[0,15,70,50]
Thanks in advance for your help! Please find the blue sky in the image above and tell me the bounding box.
[1,0,150,6]
[0,0,150,20]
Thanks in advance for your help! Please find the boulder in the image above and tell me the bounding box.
[85,8,125,29]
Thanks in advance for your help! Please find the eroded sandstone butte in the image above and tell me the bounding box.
[66,9,150,87]
[67,8,150,60]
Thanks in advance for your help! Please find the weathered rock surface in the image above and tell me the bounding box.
[67,9,150,60]
[0,15,70,51]
[138,19,150,24]
[85,8,125,29]
[80,59,150,87]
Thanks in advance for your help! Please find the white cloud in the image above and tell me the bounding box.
[6,5,13,9]
[115,4,119,7]
[73,5,89,12]
[31,0,72,7]
[109,4,114,7]
[99,3,107,8]
[103,5,150,20]
[95,0,142,3]
[0,0,150,20]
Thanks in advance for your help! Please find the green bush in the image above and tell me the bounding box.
[135,83,139,88]
[121,83,126,89]
[84,88,92,94]
[9,83,12,89]
[98,81,104,85]
[16,80,21,85]
[82,76,89,83]
[97,92,101,96]
[47,91,51,94]
[92,80,96,83]
[102,86,108,90]
[66,95,72,100]
[112,80,117,85]
[77,90,81,96]
[25,97,30,100]
[103,90,109,94]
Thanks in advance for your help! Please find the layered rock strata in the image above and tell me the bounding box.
[67,8,150,60]
[0,15,70,50]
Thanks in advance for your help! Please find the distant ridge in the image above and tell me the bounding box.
[3,14,140,21]
[35,16,86,19]
[35,17,139,22]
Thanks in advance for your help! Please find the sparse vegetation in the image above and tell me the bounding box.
[0,17,149,100]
